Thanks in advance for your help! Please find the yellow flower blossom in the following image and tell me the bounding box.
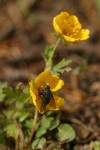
[29,70,64,114]
[53,12,90,43]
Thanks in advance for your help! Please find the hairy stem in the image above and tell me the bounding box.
[45,38,61,70]
[53,37,61,53]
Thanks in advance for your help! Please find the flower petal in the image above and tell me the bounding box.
[54,95,64,108]
[47,95,64,110]
[29,81,37,102]
[29,81,42,110]
[45,74,64,92]
[53,12,70,35]
[29,83,45,114]
[35,70,50,88]
[63,35,76,42]
[53,19,63,35]
[54,12,70,25]
[79,29,90,40]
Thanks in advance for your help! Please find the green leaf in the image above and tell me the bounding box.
[41,115,53,129]
[24,119,34,129]
[3,110,15,119]
[35,116,53,138]
[15,82,22,96]
[4,124,19,139]
[14,111,30,122]
[32,138,39,149]
[23,87,30,95]
[3,86,15,105]
[36,137,46,149]
[18,111,30,122]
[35,127,47,138]
[35,116,54,138]
[43,45,55,70]
[56,123,75,142]
[46,111,53,116]
[44,45,55,63]
[0,82,7,102]
[53,59,72,75]
[49,119,60,130]
[93,141,100,150]
[0,130,6,143]
[16,87,29,109]
[3,86,14,98]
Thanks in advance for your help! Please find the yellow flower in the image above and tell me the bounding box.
[53,12,90,43]
[29,70,64,114]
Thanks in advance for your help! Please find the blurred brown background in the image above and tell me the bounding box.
[0,0,100,148]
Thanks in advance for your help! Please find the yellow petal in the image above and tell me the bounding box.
[79,29,90,40]
[29,82,37,102]
[66,15,82,30]
[53,19,62,35]
[54,95,64,108]
[53,12,70,35]
[47,95,64,110]
[35,70,64,92]
[35,70,50,88]
[45,74,64,92]
[63,35,76,42]
[29,81,42,111]
[54,12,70,24]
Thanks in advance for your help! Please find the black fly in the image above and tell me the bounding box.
[42,85,52,105]
[39,84,56,113]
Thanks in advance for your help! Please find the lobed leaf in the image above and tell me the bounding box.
[53,59,72,75]
[4,124,19,139]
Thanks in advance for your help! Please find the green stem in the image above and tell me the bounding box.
[45,38,61,70]
[52,37,61,53]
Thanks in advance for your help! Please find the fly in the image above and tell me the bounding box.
[42,85,53,105]
[39,84,56,113]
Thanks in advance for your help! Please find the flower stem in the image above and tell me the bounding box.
[52,37,61,53]
[45,38,61,71]
[28,108,38,145]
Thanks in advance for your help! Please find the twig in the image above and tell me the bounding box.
[28,108,38,145]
